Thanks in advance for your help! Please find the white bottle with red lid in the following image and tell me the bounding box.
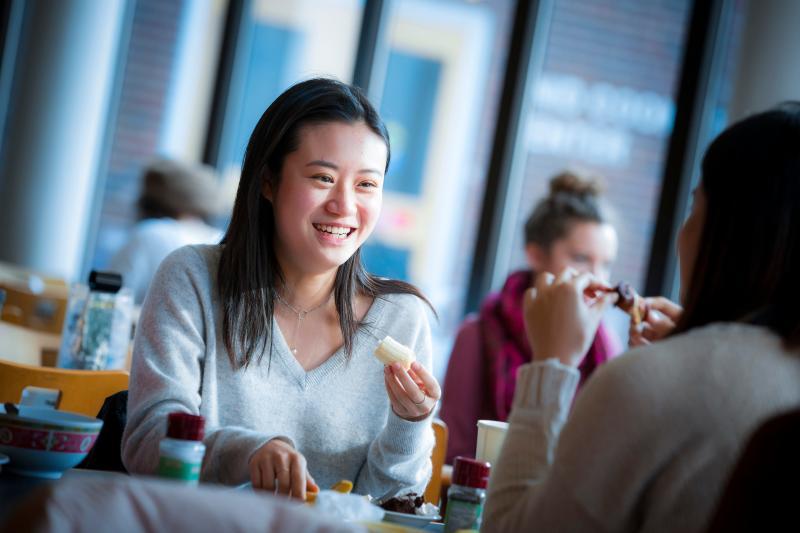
[157,412,206,485]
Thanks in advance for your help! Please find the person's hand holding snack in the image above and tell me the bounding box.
[377,336,441,421]
[629,296,683,347]
[524,268,618,367]
[612,282,650,326]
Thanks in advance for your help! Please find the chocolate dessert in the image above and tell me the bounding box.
[605,281,649,326]
[614,282,637,312]
[380,492,424,514]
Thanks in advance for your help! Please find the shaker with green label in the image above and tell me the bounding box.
[443,456,491,532]
[158,412,206,485]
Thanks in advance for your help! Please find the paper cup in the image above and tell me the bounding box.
[475,420,509,466]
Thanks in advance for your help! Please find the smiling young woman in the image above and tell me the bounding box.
[264,121,386,281]
[262,121,387,369]
[121,78,441,501]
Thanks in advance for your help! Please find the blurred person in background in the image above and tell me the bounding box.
[109,158,224,304]
[439,172,621,463]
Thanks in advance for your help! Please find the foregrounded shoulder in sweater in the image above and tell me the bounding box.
[121,245,435,496]
[483,323,800,533]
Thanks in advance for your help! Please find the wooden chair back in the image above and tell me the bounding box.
[0,360,128,417]
[424,418,448,504]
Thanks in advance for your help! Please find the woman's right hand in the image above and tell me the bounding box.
[249,438,319,500]
[629,296,683,347]
[524,269,618,367]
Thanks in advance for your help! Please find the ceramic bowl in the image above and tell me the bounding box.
[0,405,103,478]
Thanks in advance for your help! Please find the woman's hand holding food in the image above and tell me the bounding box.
[249,438,319,500]
[628,297,683,347]
[524,268,618,367]
[384,361,441,421]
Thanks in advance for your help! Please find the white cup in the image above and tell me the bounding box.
[475,420,509,466]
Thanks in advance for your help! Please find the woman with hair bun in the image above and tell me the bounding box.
[439,171,621,463]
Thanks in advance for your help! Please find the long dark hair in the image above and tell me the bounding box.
[218,78,431,369]
[524,171,611,249]
[673,102,800,349]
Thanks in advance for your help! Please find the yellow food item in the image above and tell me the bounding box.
[331,479,354,494]
[305,489,318,504]
[373,336,415,371]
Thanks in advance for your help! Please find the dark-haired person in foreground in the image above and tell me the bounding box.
[122,78,440,499]
[483,102,800,532]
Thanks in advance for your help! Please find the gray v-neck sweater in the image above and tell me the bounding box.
[121,245,435,496]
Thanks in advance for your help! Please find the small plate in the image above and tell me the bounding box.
[381,509,441,528]
[360,520,420,533]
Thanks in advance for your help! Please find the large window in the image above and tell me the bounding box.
[505,0,693,288]
[90,0,185,269]
[664,0,748,299]
[491,0,694,340]
[360,0,514,378]
[82,0,749,361]
[212,0,364,178]
[214,0,516,378]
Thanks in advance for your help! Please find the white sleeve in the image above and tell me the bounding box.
[483,360,604,532]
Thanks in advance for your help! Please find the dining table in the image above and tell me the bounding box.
[0,467,445,532]
[0,468,120,522]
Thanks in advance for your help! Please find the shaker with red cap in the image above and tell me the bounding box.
[157,412,206,485]
[444,456,491,532]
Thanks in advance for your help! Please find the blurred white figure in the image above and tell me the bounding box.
[109,158,224,304]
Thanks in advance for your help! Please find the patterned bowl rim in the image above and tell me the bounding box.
[0,417,100,434]
[0,427,99,453]
[0,408,102,433]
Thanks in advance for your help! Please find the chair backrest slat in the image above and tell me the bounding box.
[425,418,448,505]
[0,360,128,417]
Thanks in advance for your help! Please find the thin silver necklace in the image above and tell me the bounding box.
[275,290,332,355]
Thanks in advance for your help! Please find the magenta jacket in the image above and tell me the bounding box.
[439,270,621,464]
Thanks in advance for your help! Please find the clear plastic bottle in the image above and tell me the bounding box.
[158,412,206,485]
[443,456,491,532]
